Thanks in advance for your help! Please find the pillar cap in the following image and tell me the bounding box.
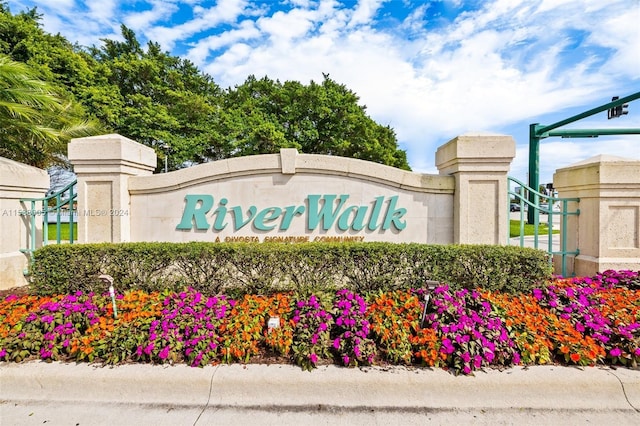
[554,154,640,188]
[436,133,516,175]
[68,134,157,174]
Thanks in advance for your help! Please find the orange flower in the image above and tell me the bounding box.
[570,353,581,362]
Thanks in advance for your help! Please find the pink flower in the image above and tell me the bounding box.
[610,347,622,357]
[513,352,521,365]
[309,353,318,364]
[159,346,170,360]
[342,355,350,365]
[484,351,495,363]
[143,343,154,355]
[474,355,483,368]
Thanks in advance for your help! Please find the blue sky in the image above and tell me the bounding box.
[6,0,640,184]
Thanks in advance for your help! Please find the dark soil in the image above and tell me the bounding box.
[0,285,31,299]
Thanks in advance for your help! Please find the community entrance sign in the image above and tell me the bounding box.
[128,154,441,244]
[64,133,515,247]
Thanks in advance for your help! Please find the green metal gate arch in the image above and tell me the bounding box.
[507,176,579,277]
[20,179,77,261]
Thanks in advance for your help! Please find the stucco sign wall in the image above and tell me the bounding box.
[68,133,515,247]
[127,149,455,244]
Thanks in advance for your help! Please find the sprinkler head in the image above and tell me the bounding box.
[98,274,114,285]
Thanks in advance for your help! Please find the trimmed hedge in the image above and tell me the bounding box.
[29,242,553,296]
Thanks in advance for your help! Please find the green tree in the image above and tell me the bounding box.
[87,25,223,171]
[215,75,410,169]
[1,4,409,171]
[0,3,98,102]
[0,54,96,167]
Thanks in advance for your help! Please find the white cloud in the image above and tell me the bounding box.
[187,20,260,65]
[145,0,250,51]
[348,0,386,27]
[86,0,117,23]
[123,1,178,33]
[256,8,316,42]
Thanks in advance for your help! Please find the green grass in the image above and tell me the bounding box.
[509,220,560,238]
[46,223,78,241]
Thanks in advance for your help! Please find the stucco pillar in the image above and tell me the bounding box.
[68,134,156,243]
[435,133,515,245]
[0,157,49,289]
[554,155,640,277]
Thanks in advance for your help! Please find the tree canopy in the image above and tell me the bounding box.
[0,3,410,171]
[215,75,409,169]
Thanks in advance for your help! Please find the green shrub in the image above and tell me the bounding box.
[30,242,552,296]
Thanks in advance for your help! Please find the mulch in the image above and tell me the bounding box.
[0,285,31,299]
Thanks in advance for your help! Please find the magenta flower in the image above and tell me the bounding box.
[474,355,483,368]
[159,346,170,360]
[513,352,521,365]
[309,353,318,364]
[610,347,622,357]
[143,343,154,355]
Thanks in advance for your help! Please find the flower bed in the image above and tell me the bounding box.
[1,270,638,375]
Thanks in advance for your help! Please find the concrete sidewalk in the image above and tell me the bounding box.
[2,362,640,425]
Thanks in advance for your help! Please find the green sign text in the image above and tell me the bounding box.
[176,194,407,232]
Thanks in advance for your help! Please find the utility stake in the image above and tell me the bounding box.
[420,280,440,328]
[99,274,118,319]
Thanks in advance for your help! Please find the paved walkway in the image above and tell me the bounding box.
[2,362,639,425]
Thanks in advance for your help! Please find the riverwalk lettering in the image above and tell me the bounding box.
[176,194,407,233]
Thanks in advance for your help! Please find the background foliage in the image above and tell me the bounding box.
[0,4,409,171]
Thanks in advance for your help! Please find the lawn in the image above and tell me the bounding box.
[509,220,560,238]
[46,223,77,241]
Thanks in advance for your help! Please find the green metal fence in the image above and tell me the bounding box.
[20,180,77,260]
[508,176,579,277]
